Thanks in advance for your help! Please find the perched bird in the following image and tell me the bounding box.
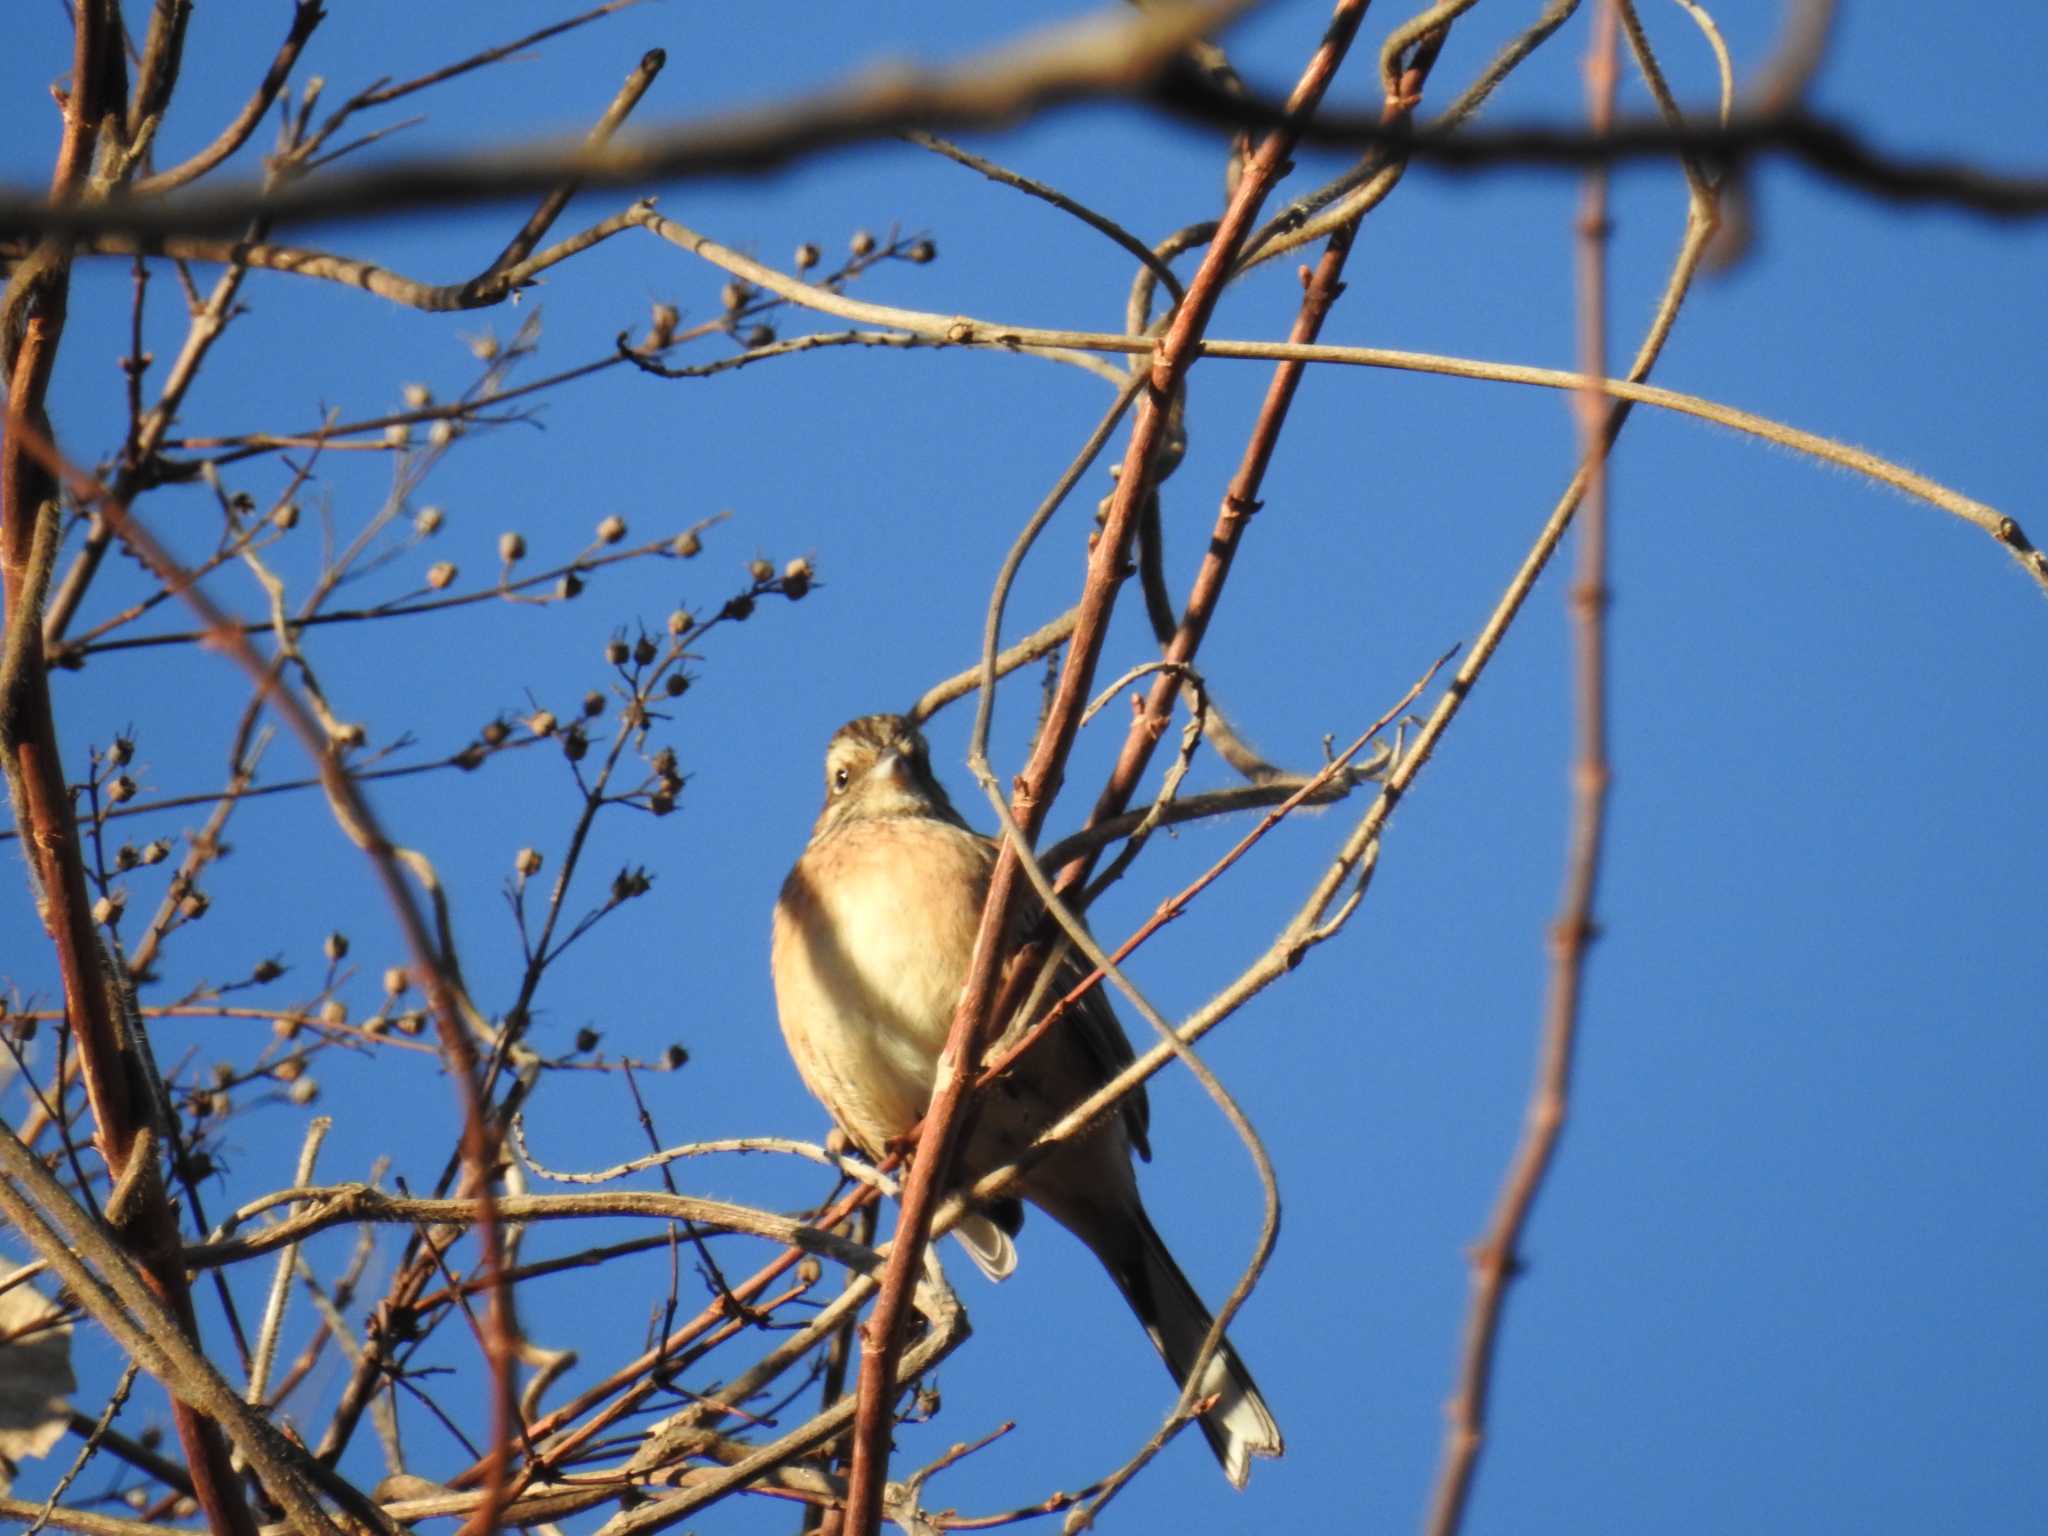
[771,713,1282,1486]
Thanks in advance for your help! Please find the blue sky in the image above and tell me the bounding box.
[3,4,2043,1533]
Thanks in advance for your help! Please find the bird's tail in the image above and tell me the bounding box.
[1093,1199,1283,1488]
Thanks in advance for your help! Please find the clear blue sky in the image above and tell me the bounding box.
[3,4,2043,1533]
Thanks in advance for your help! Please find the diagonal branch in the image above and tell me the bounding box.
[838,4,1377,1531]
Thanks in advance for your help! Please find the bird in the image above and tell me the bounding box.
[770,712,1282,1487]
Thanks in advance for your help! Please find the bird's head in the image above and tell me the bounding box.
[812,713,963,836]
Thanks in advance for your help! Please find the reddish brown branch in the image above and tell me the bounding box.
[0,8,257,1535]
[836,5,1377,1532]
[1059,29,1453,900]
[3,407,512,1536]
[1424,6,1619,1532]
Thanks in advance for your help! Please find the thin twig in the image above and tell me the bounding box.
[1425,7,1618,1526]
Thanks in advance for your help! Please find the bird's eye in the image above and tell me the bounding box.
[831,766,851,794]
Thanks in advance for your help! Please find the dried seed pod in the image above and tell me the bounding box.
[794,242,820,270]
[383,967,409,996]
[321,999,347,1025]
[906,238,936,264]
[252,958,284,983]
[324,932,349,961]
[426,561,457,590]
[414,505,444,535]
[666,608,692,636]
[516,847,543,877]
[633,635,658,666]
[499,531,526,562]
[582,691,606,718]
[850,229,876,257]
[481,719,510,747]
[671,531,701,558]
[596,514,627,545]
[528,711,557,738]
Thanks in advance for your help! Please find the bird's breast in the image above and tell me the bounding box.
[772,816,995,1147]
